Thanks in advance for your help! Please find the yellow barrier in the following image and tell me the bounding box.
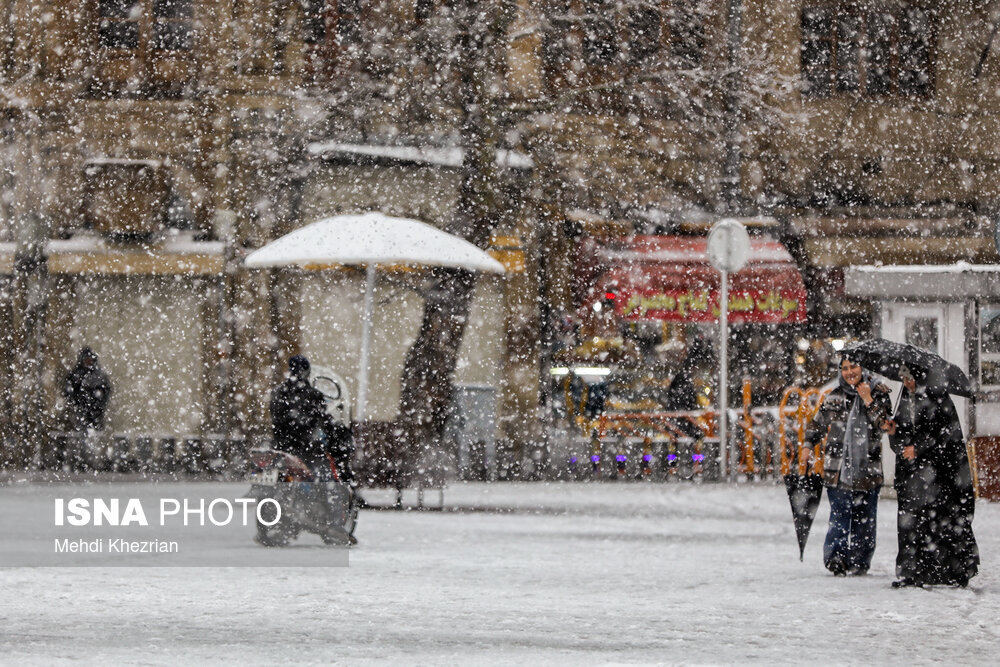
[742,379,755,474]
[779,386,828,477]
[558,373,837,481]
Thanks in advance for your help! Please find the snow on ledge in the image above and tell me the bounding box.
[851,262,1000,274]
[307,141,534,170]
[0,234,224,256]
[84,157,164,169]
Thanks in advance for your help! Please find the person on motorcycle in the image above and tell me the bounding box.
[270,354,354,484]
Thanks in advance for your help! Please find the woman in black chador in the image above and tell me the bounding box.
[889,367,979,587]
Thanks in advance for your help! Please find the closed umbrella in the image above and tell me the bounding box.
[780,384,833,560]
[784,468,824,561]
[244,212,505,420]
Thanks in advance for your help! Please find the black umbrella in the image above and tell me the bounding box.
[784,467,824,561]
[844,339,973,398]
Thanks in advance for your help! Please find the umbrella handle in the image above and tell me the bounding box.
[967,440,980,500]
[797,443,811,476]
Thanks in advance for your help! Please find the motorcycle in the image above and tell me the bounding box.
[248,365,358,547]
[247,448,359,546]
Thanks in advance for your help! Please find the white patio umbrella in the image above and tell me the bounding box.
[244,212,505,420]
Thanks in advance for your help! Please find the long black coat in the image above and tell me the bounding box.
[63,357,112,430]
[891,387,979,585]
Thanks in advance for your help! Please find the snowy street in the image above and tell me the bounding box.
[1,480,997,665]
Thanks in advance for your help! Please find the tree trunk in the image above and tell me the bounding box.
[398,268,476,426]
[7,116,49,469]
[9,238,48,468]
[396,1,513,477]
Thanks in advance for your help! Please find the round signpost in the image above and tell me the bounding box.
[707,219,750,480]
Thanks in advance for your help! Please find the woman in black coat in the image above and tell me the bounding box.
[64,347,112,431]
[889,368,979,587]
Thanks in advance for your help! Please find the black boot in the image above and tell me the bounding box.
[827,556,848,576]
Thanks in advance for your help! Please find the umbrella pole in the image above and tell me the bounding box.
[356,264,376,422]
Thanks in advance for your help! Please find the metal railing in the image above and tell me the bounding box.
[42,431,247,477]
[554,380,834,483]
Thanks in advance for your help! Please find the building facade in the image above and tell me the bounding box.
[514,2,1000,402]
[2,1,1000,471]
[0,1,534,469]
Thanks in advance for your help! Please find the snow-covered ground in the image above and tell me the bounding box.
[1,479,997,665]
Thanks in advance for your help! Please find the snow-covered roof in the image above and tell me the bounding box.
[600,244,793,266]
[845,262,1000,299]
[1,235,223,256]
[307,141,534,170]
[851,262,1000,274]
[46,234,224,256]
[0,235,225,276]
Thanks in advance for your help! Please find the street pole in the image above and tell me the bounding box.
[707,219,749,482]
[720,268,729,480]
[721,0,743,478]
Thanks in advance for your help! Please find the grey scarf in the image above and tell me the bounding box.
[840,384,870,487]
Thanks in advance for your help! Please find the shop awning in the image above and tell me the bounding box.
[581,236,807,324]
[0,237,225,276]
[845,263,1000,300]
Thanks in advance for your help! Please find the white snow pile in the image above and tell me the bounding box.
[1,480,997,665]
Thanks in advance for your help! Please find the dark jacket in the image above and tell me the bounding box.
[63,349,112,430]
[805,375,891,490]
[270,373,335,464]
[663,367,698,411]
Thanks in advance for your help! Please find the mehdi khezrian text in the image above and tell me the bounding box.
[54,538,179,554]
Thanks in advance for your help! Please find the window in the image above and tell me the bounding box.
[414,0,436,22]
[627,5,662,64]
[82,160,171,240]
[303,0,360,45]
[835,14,860,92]
[582,0,618,66]
[898,8,933,95]
[980,306,1000,387]
[92,0,195,97]
[801,4,934,99]
[152,0,194,51]
[542,0,706,91]
[904,316,939,353]
[98,0,193,52]
[669,0,705,65]
[99,0,140,49]
[231,0,283,76]
[801,9,833,96]
[302,0,363,79]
